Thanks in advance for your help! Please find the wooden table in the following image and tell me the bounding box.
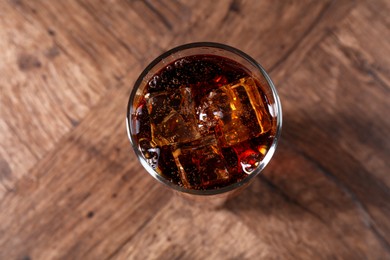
[1,0,389,259]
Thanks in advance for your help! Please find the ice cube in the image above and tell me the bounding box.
[146,87,201,147]
[172,136,229,189]
[198,77,271,147]
[230,77,272,134]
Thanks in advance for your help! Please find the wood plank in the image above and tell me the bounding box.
[170,0,355,70]
[0,72,171,259]
[112,196,276,260]
[0,0,168,197]
[273,1,390,253]
[244,145,388,259]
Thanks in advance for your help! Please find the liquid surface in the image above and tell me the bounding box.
[131,55,276,190]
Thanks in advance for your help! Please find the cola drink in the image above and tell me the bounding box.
[128,46,281,192]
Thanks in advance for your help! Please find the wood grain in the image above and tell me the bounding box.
[1,0,389,259]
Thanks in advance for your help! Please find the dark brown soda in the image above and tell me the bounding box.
[131,55,276,190]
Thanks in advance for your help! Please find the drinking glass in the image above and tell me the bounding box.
[126,42,282,201]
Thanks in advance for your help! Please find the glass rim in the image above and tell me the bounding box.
[126,42,282,196]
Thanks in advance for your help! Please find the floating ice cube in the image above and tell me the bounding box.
[198,77,271,147]
[146,87,200,147]
[172,136,229,189]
